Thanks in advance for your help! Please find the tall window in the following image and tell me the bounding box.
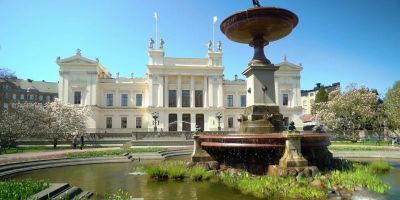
[227,95,234,107]
[46,96,50,101]
[182,114,191,131]
[169,114,177,131]
[121,117,127,128]
[12,94,16,100]
[74,91,81,105]
[228,117,234,128]
[121,94,128,107]
[182,90,190,107]
[136,94,142,107]
[195,90,203,107]
[20,94,25,100]
[39,95,43,101]
[106,117,112,129]
[169,90,177,107]
[29,94,34,100]
[136,117,142,128]
[283,94,289,106]
[240,95,246,107]
[106,93,113,106]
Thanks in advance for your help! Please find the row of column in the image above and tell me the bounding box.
[158,75,220,108]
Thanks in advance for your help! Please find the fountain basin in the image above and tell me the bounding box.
[220,7,298,44]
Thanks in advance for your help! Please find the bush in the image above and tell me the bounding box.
[0,179,49,200]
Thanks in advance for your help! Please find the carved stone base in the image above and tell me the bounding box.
[279,132,309,168]
[239,105,283,134]
[191,135,214,162]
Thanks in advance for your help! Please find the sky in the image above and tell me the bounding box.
[0,0,399,95]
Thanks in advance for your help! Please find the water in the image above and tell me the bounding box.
[10,161,257,200]
[9,158,400,200]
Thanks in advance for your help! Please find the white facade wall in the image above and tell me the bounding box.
[57,49,304,133]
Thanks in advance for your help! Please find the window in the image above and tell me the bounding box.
[136,94,142,107]
[106,93,113,106]
[29,94,34,100]
[121,94,128,106]
[3,103,9,109]
[169,114,177,131]
[227,95,234,107]
[195,90,203,107]
[228,117,234,128]
[169,90,177,107]
[283,94,289,106]
[182,114,191,131]
[46,96,50,101]
[136,117,142,128]
[39,95,43,101]
[20,94,25,100]
[121,117,127,128]
[310,93,314,96]
[106,117,112,128]
[182,90,190,107]
[74,91,81,104]
[12,94,16,100]
[240,95,246,107]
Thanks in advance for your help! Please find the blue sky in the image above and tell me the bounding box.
[0,0,399,95]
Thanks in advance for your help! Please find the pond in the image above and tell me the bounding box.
[9,158,400,200]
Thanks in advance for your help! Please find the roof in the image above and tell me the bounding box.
[16,79,58,93]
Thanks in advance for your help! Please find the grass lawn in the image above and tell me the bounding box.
[0,145,113,155]
[65,147,167,158]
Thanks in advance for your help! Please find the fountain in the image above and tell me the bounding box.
[192,1,332,174]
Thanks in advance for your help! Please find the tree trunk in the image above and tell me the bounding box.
[53,138,58,148]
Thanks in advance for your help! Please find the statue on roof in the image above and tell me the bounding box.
[252,0,261,7]
[148,38,155,49]
[207,40,212,51]
[76,48,81,56]
[159,38,165,49]
[217,41,222,51]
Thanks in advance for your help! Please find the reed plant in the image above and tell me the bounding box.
[0,179,49,200]
[189,166,212,181]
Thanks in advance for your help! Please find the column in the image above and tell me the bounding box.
[86,73,92,105]
[158,76,163,107]
[208,77,214,107]
[177,113,182,131]
[191,113,196,131]
[59,72,64,101]
[164,75,169,107]
[164,113,169,131]
[217,78,223,107]
[64,74,69,103]
[275,79,279,105]
[190,76,195,108]
[177,75,182,107]
[203,76,208,108]
[148,78,153,107]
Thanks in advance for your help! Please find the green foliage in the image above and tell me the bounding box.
[105,189,132,200]
[164,161,187,180]
[384,80,400,131]
[368,161,391,174]
[66,147,166,158]
[219,172,326,199]
[0,179,49,200]
[328,146,387,151]
[315,86,329,103]
[189,166,211,181]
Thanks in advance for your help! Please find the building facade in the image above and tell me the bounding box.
[0,78,58,111]
[301,82,340,115]
[57,45,304,133]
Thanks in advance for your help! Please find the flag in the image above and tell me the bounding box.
[213,16,217,24]
[154,12,158,20]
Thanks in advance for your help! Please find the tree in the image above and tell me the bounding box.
[0,103,44,146]
[312,86,329,114]
[38,99,90,148]
[0,68,17,80]
[315,84,378,140]
[384,80,400,135]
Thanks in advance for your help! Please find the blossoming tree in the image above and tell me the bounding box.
[315,84,378,140]
[384,80,400,136]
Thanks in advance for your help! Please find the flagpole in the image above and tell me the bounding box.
[155,12,158,44]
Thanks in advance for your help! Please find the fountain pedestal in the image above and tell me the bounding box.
[279,132,308,168]
[191,135,213,162]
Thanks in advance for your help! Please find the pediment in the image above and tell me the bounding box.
[58,55,97,65]
[276,61,303,71]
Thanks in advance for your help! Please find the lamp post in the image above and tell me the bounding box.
[152,112,159,132]
[216,112,223,131]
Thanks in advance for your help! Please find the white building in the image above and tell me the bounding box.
[57,45,303,133]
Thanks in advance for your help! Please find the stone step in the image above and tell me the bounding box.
[132,140,193,146]
[0,159,130,177]
[29,183,70,200]
[75,190,94,199]
[52,186,82,199]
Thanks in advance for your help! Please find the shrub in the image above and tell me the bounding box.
[368,161,391,174]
